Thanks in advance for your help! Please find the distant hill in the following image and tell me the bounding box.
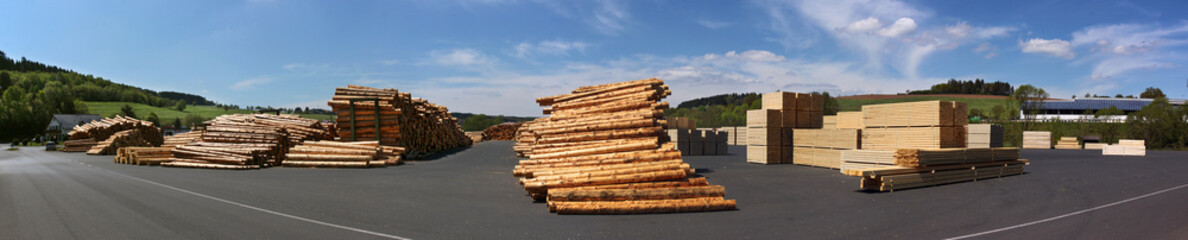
[676,93,761,109]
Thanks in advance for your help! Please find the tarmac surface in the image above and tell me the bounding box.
[3,142,1188,239]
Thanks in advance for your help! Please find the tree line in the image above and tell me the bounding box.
[666,92,839,128]
[907,79,1014,96]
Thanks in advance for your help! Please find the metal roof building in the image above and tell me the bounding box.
[1022,98,1185,122]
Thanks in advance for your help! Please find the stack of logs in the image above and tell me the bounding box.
[163,114,327,170]
[328,85,471,159]
[512,78,737,215]
[482,122,524,141]
[60,139,98,152]
[69,116,161,142]
[115,147,175,166]
[87,127,165,155]
[65,116,164,155]
[513,119,541,157]
[284,140,405,168]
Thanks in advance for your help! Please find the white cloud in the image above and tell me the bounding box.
[1020,38,1075,59]
[974,42,999,59]
[231,77,273,90]
[878,18,917,37]
[427,48,494,66]
[589,0,630,35]
[698,20,732,29]
[843,17,881,33]
[513,40,591,58]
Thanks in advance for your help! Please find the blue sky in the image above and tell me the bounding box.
[2,0,1187,116]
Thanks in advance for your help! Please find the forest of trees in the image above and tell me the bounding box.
[667,92,839,128]
[907,79,1014,96]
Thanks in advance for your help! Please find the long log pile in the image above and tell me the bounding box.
[68,116,160,141]
[163,131,203,147]
[328,85,471,159]
[86,127,165,155]
[163,114,325,170]
[482,122,523,141]
[513,78,737,215]
[60,139,98,152]
[64,116,164,155]
[283,140,404,168]
[115,147,174,165]
[512,119,542,157]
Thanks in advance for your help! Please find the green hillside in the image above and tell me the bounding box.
[837,96,1007,114]
[83,102,335,125]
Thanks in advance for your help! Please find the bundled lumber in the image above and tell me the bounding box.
[1022,131,1051,149]
[163,131,203,147]
[789,129,860,169]
[1084,143,1108,150]
[967,124,1004,148]
[328,85,471,158]
[283,140,401,168]
[60,139,97,152]
[859,160,1028,192]
[482,122,523,141]
[822,116,838,129]
[1054,136,1080,149]
[893,148,1020,167]
[792,147,843,169]
[164,114,326,169]
[515,78,736,215]
[114,147,174,165]
[87,127,164,155]
[861,101,966,128]
[68,116,159,141]
[836,112,864,129]
[840,150,896,176]
[861,127,965,150]
[1103,139,1146,156]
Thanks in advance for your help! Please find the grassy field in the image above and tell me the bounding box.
[837,96,1008,114]
[83,102,335,124]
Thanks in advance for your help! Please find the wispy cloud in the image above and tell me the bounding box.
[427,48,495,66]
[231,77,273,90]
[698,20,732,29]
[513,40,591,58]
[974,42,999,59]
[1020,38,1075,59]
[1071,22,1188,81]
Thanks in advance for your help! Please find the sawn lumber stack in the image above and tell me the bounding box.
[513,78,737,215]
[328,85,471,159]
[482,122,523,141]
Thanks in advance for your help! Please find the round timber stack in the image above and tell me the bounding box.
[328,85,471,159]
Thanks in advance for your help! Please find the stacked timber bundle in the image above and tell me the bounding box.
[86,127,164,155]
[283,141,403,168]
[1103,139,1146,156]
[822,116,838,129]
[836,112,864,129]
[839,148,1026,191]
[163,114,324,169]
[328,85,471,158]
[791,129,860,169]
[68,116,159,141]
[1054,136,1080,149]
[114,147,174,165]
[745,92,824,164]
[162,131,203,147]
[967,124,1004,148]
[1022,131,1052,149]
[482,122,523,141]
[60,139,98,152]
[514,78,736,215]
[512,119,542,157]
[860,101,967,150]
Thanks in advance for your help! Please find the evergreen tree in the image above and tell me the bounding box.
[120,104,137,118]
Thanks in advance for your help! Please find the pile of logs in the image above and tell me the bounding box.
[163,114,325,170]
[60,139,98,152]
[283,140,404,168]
[328,85,471,159]
[513,78,737,215]
[513,119,542,157]
[69,116,160,141]
[115,147,174,166]
[86,127,164,155]
[482,122,523,141]
[163,131,203,147]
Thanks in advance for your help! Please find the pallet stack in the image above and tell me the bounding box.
[114,147,174,166]
[1022,131,1052,149]
[666,129,728,156]
[513,78,736,215]
[60,139,98,152]
[283,141,403,168]
[328,85,471,159]
[967,124,1004,148]
[86,127,165,155]
[745,92,824,164]
[838,148,1026,191]
[1054,136,1081,149]
[482,122,524,141]
[1103,139,1146,156]
[791,129,860,169]
[860,101,967,150]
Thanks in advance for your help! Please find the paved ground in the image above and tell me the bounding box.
[2,142,1187,239]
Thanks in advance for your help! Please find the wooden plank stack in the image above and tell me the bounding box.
[839,148,1026,191]
[114,147,174,165]
[1054,136,1081,149]
[328,85,471,159]
[822,116,838,129]
[857,159,1027,192]
[791,129,860,169]
[283,141,403,168]
[1022,131,1052,149]
[836,112,864,129]
[1103,139,1146,156]
[482,122,523,141]
[86,127,165,155]
[746,92,825,164]
[860,101,967,150]
[60,139,98,152]
[967,124,1004,148]
[513,78,736,215]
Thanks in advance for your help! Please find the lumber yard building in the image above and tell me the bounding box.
[1021,98,1186,122]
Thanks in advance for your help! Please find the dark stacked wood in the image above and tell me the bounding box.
[840,148,1026,191]
[328,85,471,159]
[858,159,1028,192]
[115,147,174,165]
[514,78,736,215]
[482,122,523,141]
[284,140,402,168]
[69,116,159,141]
[86,127,164,155]
[60,139,98,152]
